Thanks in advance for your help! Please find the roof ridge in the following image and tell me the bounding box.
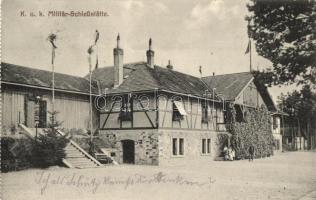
[202,71,252,78]
[2,62,89,80]
[100,61,146,69]
[153,65,201,79]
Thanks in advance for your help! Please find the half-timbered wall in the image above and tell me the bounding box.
[158,93,224,130]
[99,92,224,131]
[99,93,158,129]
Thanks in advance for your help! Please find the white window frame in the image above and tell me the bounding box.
[171,137,185,157]
[201,138,211,155]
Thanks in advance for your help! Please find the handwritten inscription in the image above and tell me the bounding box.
[35,171,215,195]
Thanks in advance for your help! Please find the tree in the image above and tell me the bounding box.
[32,111,68,168]
[247,0,316,87]
[279,85,316,149]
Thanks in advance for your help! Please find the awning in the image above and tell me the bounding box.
[173,101,187,116]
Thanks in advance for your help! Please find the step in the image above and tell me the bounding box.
[65,147,79,151]
[66,155,86,159]
[66,158,95,163]
[71,162,98,167]
[65,152,84,156]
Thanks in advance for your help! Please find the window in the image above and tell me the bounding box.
[172,138,178,155]
[172,138,184,156]
[202,101,208,123]
[202,139,206,154]
[272,117,277,129]
[207,139,211,154]
[172,101,186,121]
[202,138,211,155]
[179,138,184,155]
[119,95,132,121]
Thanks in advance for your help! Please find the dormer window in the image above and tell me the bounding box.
[119,95,132,121]
[172,101,187,121]
[201,101,208,123]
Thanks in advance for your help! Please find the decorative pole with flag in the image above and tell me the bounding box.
[94,30,100,69]
[87,29,100,143]
[245,19,252,72]
[48,33,57,125]
[87,45,94,143]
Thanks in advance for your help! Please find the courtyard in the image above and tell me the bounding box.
[2,151,316,200]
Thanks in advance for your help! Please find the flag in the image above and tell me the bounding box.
[94,30,99,45]
[245,40,250,54]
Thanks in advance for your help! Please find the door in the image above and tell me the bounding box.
[122,140,135,164]
[38,100,47,128]
[25,98,47,128]
[26,100,35,127]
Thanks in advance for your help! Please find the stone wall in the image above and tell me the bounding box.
[158,129,221,166]
[99,129,159,165]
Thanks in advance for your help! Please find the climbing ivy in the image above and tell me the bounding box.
[228,105,274,160]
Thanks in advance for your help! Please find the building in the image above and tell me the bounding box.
[202,72,282,152]
[1,35,281,165]
[1,63,99,134]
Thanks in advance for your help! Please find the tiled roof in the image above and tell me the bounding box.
[1,62,98,94]
[202,72,277,111]
[1,62,276,111]
[91,62,218,99]
[202,72,254,101]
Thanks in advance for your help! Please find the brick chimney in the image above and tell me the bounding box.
[114,34,124,87]
[166,60,173,70]
[146,38,154,68]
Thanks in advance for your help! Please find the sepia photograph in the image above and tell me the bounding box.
[1,0,315,199]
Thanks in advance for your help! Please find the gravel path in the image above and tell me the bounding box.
[2,151,316,200]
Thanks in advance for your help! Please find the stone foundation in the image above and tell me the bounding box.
[99,129,226,166]
[99,129,159,165]
[158,129,222,165]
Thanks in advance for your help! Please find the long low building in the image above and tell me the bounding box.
[1,36,282,165]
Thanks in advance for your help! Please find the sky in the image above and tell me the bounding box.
[2,0,297,103]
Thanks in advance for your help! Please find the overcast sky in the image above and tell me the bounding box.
[2,0,296,102]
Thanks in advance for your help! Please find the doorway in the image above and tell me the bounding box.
[25,97,47,128]
[122,140,135,164]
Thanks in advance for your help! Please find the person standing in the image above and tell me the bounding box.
[248,145,255,161]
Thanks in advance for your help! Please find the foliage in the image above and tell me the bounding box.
[1,136,34,172]
[278,85,316,148]
[32,133,68,168]
[229,106,274,160]
[32,111,68,168]
[247,0,316,86]
[279,85,316,121]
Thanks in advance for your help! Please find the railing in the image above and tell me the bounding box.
[216,123,229,132]
[56,130,103,167]
[216,123,233,132]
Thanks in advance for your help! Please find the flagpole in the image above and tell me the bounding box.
[48,33,57,126]
[249,39,252,72]
[52,46,55,125]
[88,53,93,143]
[247,19,252,72]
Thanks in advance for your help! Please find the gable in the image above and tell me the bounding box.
[202,72,254,101]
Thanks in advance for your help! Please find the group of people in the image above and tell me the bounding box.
[223,146,235,161]
[223,145,255,161]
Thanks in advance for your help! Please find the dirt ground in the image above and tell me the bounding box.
[2,151,316,200]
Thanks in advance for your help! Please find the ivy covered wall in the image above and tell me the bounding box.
[227,105,274,159]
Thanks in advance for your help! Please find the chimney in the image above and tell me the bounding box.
[146,38,154,68]
[213,72,215,76]
[114,34,124,87]
[166,60,173,70]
